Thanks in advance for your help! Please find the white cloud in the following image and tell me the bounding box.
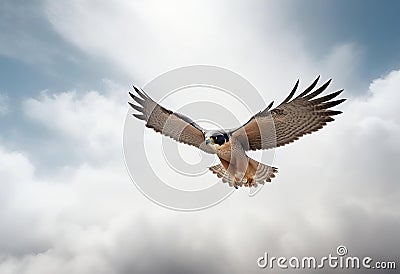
[0,1,399,273]
[22,82,127,165]
[43,0,361,96]
[1,68,400,273]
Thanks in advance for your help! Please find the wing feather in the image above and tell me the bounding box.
[128,86,215,154]
[231,77,346,150]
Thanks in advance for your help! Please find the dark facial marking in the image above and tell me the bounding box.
[223,133,229,141]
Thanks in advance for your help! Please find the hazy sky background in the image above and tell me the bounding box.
[1,1,399,273]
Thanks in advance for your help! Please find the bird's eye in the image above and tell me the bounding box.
[215,135,225,145]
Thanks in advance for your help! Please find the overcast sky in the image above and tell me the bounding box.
[1,1,400,273]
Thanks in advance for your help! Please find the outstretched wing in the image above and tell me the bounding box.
[231,76,346,150]
[129,86,215,154]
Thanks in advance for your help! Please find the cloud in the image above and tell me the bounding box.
[43,0,363,95]
[21,81,127,167]
[0,1,399,273]
[326,70,400,204]
[0,142,233,274]
[1,67,400,273]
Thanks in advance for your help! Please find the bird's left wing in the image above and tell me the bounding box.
[129,86,215,154]
[230,76,346,151]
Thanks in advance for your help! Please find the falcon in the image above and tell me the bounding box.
[128,76,345,188]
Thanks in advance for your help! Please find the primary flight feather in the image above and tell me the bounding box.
[129,76,345,188]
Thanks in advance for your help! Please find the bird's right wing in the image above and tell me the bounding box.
[129,86,215,154]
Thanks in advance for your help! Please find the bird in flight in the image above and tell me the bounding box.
[128,76,345,188]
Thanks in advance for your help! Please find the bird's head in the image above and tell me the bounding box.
[205,131,230,147]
